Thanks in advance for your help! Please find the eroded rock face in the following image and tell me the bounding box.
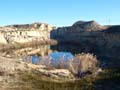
[50,20,106,40]
[51,20,120,48]
[0,23,56,44]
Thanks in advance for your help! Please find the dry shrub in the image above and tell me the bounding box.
[39,56,69,69]
[22,53,99,77]
[39,53,99,77]
[68,53,99,77]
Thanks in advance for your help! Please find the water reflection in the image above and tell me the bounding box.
[15,43,93,57]
[21,43,94,65]
[15,45,53,56]
[49,52,73,62]
[14,42,118,69]
[23,52,74,68]
[51,43,95,54]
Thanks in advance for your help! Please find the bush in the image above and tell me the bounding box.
[68,53,99,77]
[22,53,99,78]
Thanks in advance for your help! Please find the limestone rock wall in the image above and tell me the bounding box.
[0,23,55,44]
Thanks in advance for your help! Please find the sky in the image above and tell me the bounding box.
[0,0,120,26]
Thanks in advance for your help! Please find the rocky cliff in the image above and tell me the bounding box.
[51,20,120,46]
[0,23,56,44]
[51,20,120,68]
[0,20,120,47]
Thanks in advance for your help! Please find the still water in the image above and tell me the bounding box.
[20,43,117,68]
[21,43,96,66]
[23,52,73,65]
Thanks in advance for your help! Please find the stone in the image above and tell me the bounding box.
[0,22,55,44]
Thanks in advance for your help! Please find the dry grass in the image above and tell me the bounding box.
[11,70,94,90]
[37,53,99,77]
[1,67,119,90]
[69,53,98,77]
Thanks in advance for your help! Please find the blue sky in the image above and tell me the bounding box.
[0,0,120,26]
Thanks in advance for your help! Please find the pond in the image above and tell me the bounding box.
[21,44,81,68]
[22,52,74,65]
[19,43,119,69]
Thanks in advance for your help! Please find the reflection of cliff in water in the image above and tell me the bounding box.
[51,43,120,68]
[9,42,120,69]
[15,45,53,57]
[51,43,98,55]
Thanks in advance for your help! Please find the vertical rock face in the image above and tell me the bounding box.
[50,20,106,41]
[0,23,55,44]
[0,20,120,47]
[0,20,106,44]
